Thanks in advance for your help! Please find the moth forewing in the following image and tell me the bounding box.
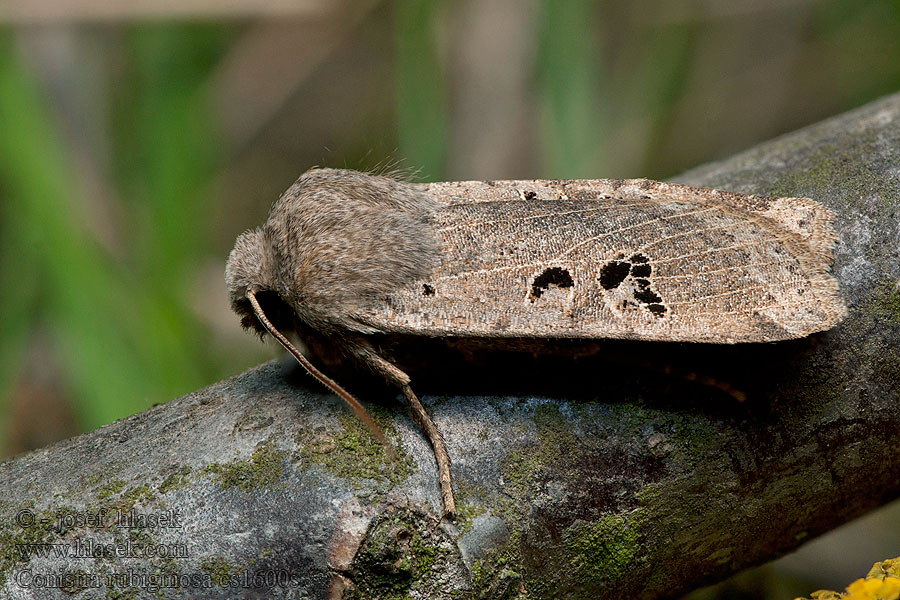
[226,168,846,519]
[359,178,846,344]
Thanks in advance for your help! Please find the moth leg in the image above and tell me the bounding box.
[351,343,456,518]
[245,290,393,450]
[401,383,456,518]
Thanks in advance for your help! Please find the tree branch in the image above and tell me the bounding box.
[2,93,899,600]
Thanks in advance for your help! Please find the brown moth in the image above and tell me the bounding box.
[225,168,846,518]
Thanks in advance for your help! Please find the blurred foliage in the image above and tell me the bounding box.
[1,6,900,596]
[394,0,448,180]
[0,0,896,445]
[0,1,899,598]
[0,0,896,448]
[536,0,604,178]
[0,27,227,433]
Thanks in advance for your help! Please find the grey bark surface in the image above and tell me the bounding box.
[2,93,899,600]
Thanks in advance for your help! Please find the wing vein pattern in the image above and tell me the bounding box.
[356,179,844,343]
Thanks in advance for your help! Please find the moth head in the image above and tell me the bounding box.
[225,228,294,336]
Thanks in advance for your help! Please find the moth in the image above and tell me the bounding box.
[225,168,846,517]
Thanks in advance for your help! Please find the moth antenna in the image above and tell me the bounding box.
[246,290,395,455]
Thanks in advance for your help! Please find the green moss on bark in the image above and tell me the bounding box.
[0,506,58,586]
[870,280,900,324]
[298,408,412,493]
[564,515,641,585]
[347,509,446,600]
[202,438,287,492]
[199,555,234,586]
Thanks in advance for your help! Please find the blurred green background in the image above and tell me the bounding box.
[0,0,898,597]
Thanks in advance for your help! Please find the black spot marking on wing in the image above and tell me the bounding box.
[599,253,667,317]
[633,279,663,305]
[647,303,666,316]
[529,267,574,301]
[599,261,631,290]
[630,263,651,278]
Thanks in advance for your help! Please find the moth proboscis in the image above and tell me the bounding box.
[226,168,846,519]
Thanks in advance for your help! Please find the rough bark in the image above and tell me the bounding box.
[2,93,899,600]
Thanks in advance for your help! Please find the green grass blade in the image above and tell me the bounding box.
[394,0,448,180]
[536,0,605,178]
